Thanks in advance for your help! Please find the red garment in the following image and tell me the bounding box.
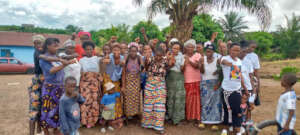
[75,44,85,60]
[184,82,201,121]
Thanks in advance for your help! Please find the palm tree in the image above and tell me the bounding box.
[219,11,248,41]
[133,0,271,43]
[276,13,300,58]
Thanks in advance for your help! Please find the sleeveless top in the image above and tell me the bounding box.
[202,56,218,80]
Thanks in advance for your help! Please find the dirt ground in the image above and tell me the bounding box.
[0,75,299,135]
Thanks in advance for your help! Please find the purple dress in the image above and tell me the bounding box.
[39,53,64,128]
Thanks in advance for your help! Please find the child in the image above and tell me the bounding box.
[276,73,297,135]
[240,94,248,127]
[59,76,85,135]
[100,82,121,133]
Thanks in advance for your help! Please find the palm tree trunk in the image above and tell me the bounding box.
[171,19,194,43]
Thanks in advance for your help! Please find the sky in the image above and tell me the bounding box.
[0,0,299,32]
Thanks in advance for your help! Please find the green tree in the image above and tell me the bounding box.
[192,14,224,43]
[244,31,273,56]
[276,13,300,59]
[133,0,271,43]
[65,25,82,33]
[130,21,163,44]
[219,11,248,42]
[90,24,131,47]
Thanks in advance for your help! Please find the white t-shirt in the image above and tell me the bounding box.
[246,52,260,70]
[202,56,218,80]
[221,56,242,91]
[276,91,297,129]
[79,56,101,73]
[242,57,254,90]
[58,52,81,86]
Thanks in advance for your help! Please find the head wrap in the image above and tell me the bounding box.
[63,39,76,48]
[128,42,139,49]
[184,39,196,47]
[32,35,45,43]
[169,38,179,44]
[204,41,212,48]
[77,31,91,38]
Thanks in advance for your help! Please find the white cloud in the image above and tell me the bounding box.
[0,0,299,32]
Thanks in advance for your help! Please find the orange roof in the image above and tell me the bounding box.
[0,31,81,47]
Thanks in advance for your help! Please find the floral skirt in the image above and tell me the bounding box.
[200,79,222,124]
[79,72,102,127]
[103,73,123,120]
[28,75,44,121]
[40,83,64,128]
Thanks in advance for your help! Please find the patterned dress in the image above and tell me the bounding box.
[142,57,168,131]
[79,56,102,127]
[39,54,64,128]
[123,58,141,117]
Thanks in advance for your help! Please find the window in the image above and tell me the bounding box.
[9,59,19,64]
[0,59,8,64]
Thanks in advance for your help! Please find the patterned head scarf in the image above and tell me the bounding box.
[63,39,76,48]
[184,39,196,47]
[128,42,139,49]
[32,35,45,43]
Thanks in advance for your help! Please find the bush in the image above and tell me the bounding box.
[279,66,300,78]
[262,53,284,61]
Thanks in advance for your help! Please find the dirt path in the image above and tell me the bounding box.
[0,75,299,135]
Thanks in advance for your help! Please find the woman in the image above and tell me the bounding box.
[28,35,45,135]
[122,42,143,118]
[142,47,173,135]
[79,41,102,128]
[39,38,75,135]
[199,44,222,130]
[166,42,186,125]
[102,43,124,128]
[183,39,202,126]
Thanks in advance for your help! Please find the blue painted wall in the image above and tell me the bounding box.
[0,46,34,64]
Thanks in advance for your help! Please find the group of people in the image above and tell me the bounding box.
[27,30,297,135]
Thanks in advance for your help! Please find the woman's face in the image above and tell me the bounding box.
[84,46,94,57]
[185,44,194,55]
[120,43,128,55]
[155,52,163,61]
[65,46,75,54]
[143,45,152,56]
[47,42,59,54]
[206,49,214,58]
[112,47,121,58]
[196,44,203,53]
[230,45,241,58]
[34,40,43,51]
[129,47,138,59]
[160,43,167,52]
[103,46,111,56]
[172,44,180,55]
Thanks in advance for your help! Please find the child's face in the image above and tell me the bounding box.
[65,80,77,96]
[241,95,247,104]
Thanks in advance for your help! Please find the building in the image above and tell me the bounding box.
[0,31,76,64]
